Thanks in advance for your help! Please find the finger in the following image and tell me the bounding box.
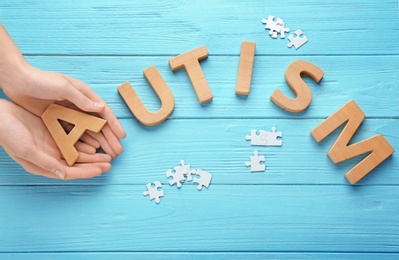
[100,124,124,155]
[62,75,105,113]
[59,119,74,133]
[87,131,117,158]
[99,105,126,139]
[77,152,112,163]
[14,156,65,180]
[20,161,111,180]
[64,163,112,180]
[75,141,96,155]
[65,76,126,139]
[79,133,101,149]
[18,147,66,179]
[75,162,112,173]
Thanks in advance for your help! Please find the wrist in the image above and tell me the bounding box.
[0,24,29,90]
[0,57,29,92]
[0,99,13,146]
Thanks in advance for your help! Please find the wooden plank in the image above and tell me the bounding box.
[4,55,397,119]
[2,252,399,260]
[1,0,398,55]
[1,185,398,252]
[1,0,397,257]
[0,118,397,185]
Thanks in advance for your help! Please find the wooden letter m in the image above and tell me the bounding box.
[311,100,394,184]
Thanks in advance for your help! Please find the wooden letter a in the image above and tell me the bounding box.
[41,104,107,166]
[311,100,394,184]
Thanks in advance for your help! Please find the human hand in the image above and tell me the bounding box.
[0,24,125,159]
[0,99,112,180]
[1,63,126,158]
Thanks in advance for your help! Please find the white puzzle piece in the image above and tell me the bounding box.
[245,130,268,146]
[143,181,164,204]
[166,166,186,188]
[174,160,196,182]
[277,22,290,39]
[287,29,308,49]
[245,127,283,146]
[266,127,283,146]
[166,160,196,187]
[262,16,289,39]
[245,150,266,172]
[193,169,213,190]
[262,16,283,38]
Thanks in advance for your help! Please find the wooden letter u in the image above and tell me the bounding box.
[118,65,175,126]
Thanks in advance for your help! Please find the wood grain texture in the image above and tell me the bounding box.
[271,60,324,113]
[1,0,398,55]
[0,0,398,258]
[311,100,395,184]
[236,41,256,95]
[41,104,107,166]
[3,253,399,260]
[0,55,396,119]
[117,66,175,126]
[0,118,397,186]
[169,45,213,104]
[0,185,398,252]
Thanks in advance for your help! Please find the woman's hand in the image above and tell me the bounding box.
[1,64,126,158]
[0,99,112,180]
[0,24,126,158]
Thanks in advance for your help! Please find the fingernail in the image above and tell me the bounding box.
[55,170,65,180]
[93,102,105,109]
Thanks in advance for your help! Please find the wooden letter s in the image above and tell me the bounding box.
[271,60,324,113]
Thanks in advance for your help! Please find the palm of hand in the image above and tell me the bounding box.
[2,68,72,116]
[0,100,111,179]
[0,99,64,175]
[2,66,124,158]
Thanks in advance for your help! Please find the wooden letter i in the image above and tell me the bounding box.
[235,41,256,96]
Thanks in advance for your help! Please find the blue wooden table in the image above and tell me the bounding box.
[1,1,399,259]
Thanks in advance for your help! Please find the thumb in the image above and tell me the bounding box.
[21,149,67,180]
[62,85,105,113]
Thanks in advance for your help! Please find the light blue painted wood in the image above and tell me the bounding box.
[1,0,398,55]
[2,252,399,260]
[15,55,399,118]
[12,55,399,119]
[0,0,398,258]
[0,185,399,252]
[0,118,397,185]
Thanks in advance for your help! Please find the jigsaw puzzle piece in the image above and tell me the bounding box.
[166,168,185,188]
[262,16,283,38]
[245,130,268,146]
[193,169,212,190]
[266,127,283,146]
[143,181,164,204]
[287,29,308,49]
[174,160,196,182]
[245,150,266,172]
[278,22,290,39]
